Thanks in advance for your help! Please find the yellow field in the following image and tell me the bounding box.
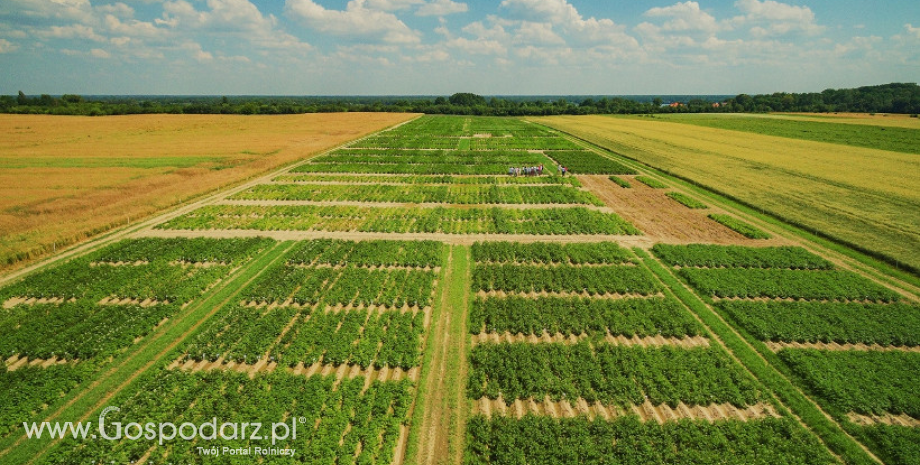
[0,112,417,269]
[533,115,920,271]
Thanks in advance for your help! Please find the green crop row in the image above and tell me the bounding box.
[468,343,765,407]
[472,264,661,296]
[465,416,836,465]
[233,183,604,206]
[470,296,704,338]
[87,237,273,265]
[547,150,637,175]
[679,268,901,302]
[471,241,634,265]
[352,137,461,149]
[184,306,425,369]
[608,176,631,188]
[666,192,708,209]
[285,239,443,268]
[291,162,541,176]
[157,204,641,235]
[273,174,581,186]
[779,349,920,418]
[0,364,95,440]
[45,369,411,464]
[314,149,553,165]
[652,244,834,270]
[635,176,668,188]
[708,214,771,239]
[718,300,920,347]
[469,137,582,151]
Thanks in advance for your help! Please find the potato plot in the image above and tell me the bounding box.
[0,237,272,441]
[464,241,833,464]
[654,244,920,464]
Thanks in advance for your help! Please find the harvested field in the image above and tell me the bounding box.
[473,396,780,423]
[0,113,416,271]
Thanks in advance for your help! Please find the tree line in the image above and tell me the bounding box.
[2,83,918,116]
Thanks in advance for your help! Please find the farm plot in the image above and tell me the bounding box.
[292,149,555,176]
[232,183,604,206]
[273,174,582,186]
[45,369,412,465]
[0,364,94,440]
[157,204,640,235]
[544,150,637,175]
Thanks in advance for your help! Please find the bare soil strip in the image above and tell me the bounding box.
[473,397,780,423]
[220,199,609,211]
[470,332,710,348]
[97,297,168,307]
[2,296,74,308]
[240,300,430,316]
[765,341,920,353]
[89,260,149,267]
[135,229,660,247]
[4,355,75,371]
[473,261,636,268]
[475,289,664,300]
[847,412,920,427]
[712,296,896,305]
[290,262,441,272]
[166,357,421,384]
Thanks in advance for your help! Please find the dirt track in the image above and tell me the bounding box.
[765,341,920,353]
[847,412,920,427]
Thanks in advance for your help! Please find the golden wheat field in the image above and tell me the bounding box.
[533,114,920,271]
[0,112,417,269]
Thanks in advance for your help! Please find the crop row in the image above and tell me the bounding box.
[472,264,661,296]
[242,265,437,308]
[468,343,765,407]
[466,415,835,465]
[779,349,920,418]
[185,306,425,369]
[313,149,553,165]
[233,183,605,206]
[1,258,230,303]
[470,296,704,338]
[471,241,633,265]
[0,301,179,360]
[608,176,631,188]
[708,214,771,239]
[853,424,920,465]
[679,268,901,302]
[468,137,582,151]
[157,204,641,235]
[87,237,272,265]
[353,137,461,149]
[718,300,920,347]
[45,369,411,465]
[0,365,94,440]
[273,174,581,186]
[652,244,834,270]
[284,239,443,268]
[546,151,637,175]
[292,162,545,176]
[666,192,708,209]
[635,176,668,188]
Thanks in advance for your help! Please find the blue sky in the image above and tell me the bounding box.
[0,0,917,95]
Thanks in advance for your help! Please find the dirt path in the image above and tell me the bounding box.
[847,412,920,427]
[469,332,709,348]
[473,397,779,423]
[579,175,791,245]
[475,290,664,300]
[167,358,420,384]
[765,341,920,353]
[3,355,74,371]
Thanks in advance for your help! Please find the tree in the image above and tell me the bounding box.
[17,91,27,106]
[449,92,486,106]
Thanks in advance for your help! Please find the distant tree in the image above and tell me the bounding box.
[17,91,27,105]
[434,96,447,105]
[62,94,82,104]
[449,92,486,106]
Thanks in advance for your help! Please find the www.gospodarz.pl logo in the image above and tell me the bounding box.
[23,406,305,452]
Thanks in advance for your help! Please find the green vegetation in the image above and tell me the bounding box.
[284,239,444,268]
[708,214,771,239]
[652,244,833,270]
[718,301,920,347]
[233,183,604,206]
[779,350,920,417]
[471,241,633,265]
[466,416,836,465]
[468,343,764,406]
[0,365,94,439]
[635,176,668,188]
[546,150,637,174]
[666,192,707,209]
[679,268,901,302]
[273,173,581,186]
[659,114,920,155]
[608,176,631,188]
[472,264,661,296]
[158,204,641,235]
[853,425,920,465]
[470,296,703,337]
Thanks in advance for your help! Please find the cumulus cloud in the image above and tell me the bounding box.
[90,47,111,58]
[905,24,920,40]
[417,0,467,17]
[732,0,824,36]
[0,38,17,53]
[513,22,564,45]
[285,0,420,44]
[644,2,723,34]
[499,0,637,47]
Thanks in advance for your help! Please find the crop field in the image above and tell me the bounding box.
[0,113,415,270]
[0,114,917,465]
[534,115,920,273]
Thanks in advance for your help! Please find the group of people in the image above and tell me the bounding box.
[509,164,545,177]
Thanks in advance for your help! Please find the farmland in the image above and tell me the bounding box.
[0,114,917,465]
[0,113,415,270]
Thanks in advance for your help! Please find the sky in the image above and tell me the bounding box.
[0,0,918,95]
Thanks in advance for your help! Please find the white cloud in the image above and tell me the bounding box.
[95,3,135,18]
[513,22,564,45]
[285,0,420,44]
[447,36,506,55]
[906,24,920,40]
[42,24,106,41]
[732,0,824,36]
[644,2,722,34]
[0,0,94,23]
[499,0,637,47]
[417,0,467,17]
[90,47,111,58]
[0,38,17,53]
[364,0,423,10]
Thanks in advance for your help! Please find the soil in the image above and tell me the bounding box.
[765,341,920,353]
[470,332,710,349]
